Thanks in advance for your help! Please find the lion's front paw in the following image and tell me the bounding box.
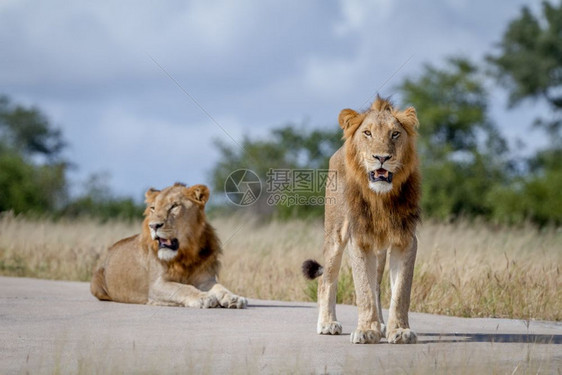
[221,294,248,309]
[214,289,248,309]
[350,329,382,344]
[235,296,248,309]
[188,294,219,308]
[202,294,220,308]
[387,328,417,344]
[317,321,343,335]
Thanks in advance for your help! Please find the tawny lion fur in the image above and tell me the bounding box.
[303,96,421,344]
[90,183,247,309]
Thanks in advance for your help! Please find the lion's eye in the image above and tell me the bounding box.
[149,206,155,213]
[392,131,401,139]
[363,130,372,137]
[170,203,181,212]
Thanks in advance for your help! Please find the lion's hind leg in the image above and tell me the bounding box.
[90,267,111,301]
[386,236,418,344]
[302,259,341,334]
[316,235,347,335]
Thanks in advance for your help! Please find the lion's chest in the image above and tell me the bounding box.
[349,213,402,249]
[347,194,417,250]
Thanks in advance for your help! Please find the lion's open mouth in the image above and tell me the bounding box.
[157,237,179,251]
[369,168,393,183]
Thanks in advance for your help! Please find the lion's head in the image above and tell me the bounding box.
[339,96,419,194]
[143,183,210,262]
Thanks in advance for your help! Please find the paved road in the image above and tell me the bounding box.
[0,277,561,374]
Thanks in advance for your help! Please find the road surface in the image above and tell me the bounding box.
[0,277,560,374]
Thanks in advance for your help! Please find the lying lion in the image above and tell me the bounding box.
[303,96,421,344]
[91,183,247,309]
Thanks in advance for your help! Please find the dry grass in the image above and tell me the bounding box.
[1,212,560,321]
[0,213,137,281]
[408,221,562,320]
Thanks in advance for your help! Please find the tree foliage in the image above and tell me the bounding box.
[0,96,68,213]
[0,95,143,219]
[487,1,562,137]
[211,125,342,218]
[486,1,562,225]
[398,57,509,220]
[60,173,143,221]
[0,96,66,159]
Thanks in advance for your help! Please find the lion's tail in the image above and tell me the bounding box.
[302,259,324,280]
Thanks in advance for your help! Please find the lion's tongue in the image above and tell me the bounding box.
[160,238,172,247]
[375,168,388,178]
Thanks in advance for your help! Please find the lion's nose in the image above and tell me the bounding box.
[149,222,163,231]
[373,155,391,164]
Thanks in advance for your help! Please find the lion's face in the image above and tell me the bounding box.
[352,111,411,193]
[339,97,419,194]
[144,183,209,262]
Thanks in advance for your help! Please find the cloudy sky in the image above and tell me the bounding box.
[0,0,546,201]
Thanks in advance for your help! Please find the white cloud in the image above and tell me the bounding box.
[335,0,394,36]
[89,105,246,196]
[0,1,262,88]
[302,55,363,98]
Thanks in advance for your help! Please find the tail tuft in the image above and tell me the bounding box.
[302,259,324,280]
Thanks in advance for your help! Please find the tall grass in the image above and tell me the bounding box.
[0,212,137,281]
[0,212,560,321]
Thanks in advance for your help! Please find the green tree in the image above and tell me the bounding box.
[0,152,50,212]
[398,57,509,220]
[61,173,144,221]
[0,95,144,220]
[487,1,562,138]
[0,96,66,160]
[211,124,342,218]
[0,95,68,213]
[486,1,562,225]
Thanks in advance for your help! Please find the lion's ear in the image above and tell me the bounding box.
[145,188,160,205]
[395,107,419,131]
[338,109,363,139]
[189,184,210,205]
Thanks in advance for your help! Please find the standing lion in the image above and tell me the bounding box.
[91,183,247,309]
[303,96,420,344]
